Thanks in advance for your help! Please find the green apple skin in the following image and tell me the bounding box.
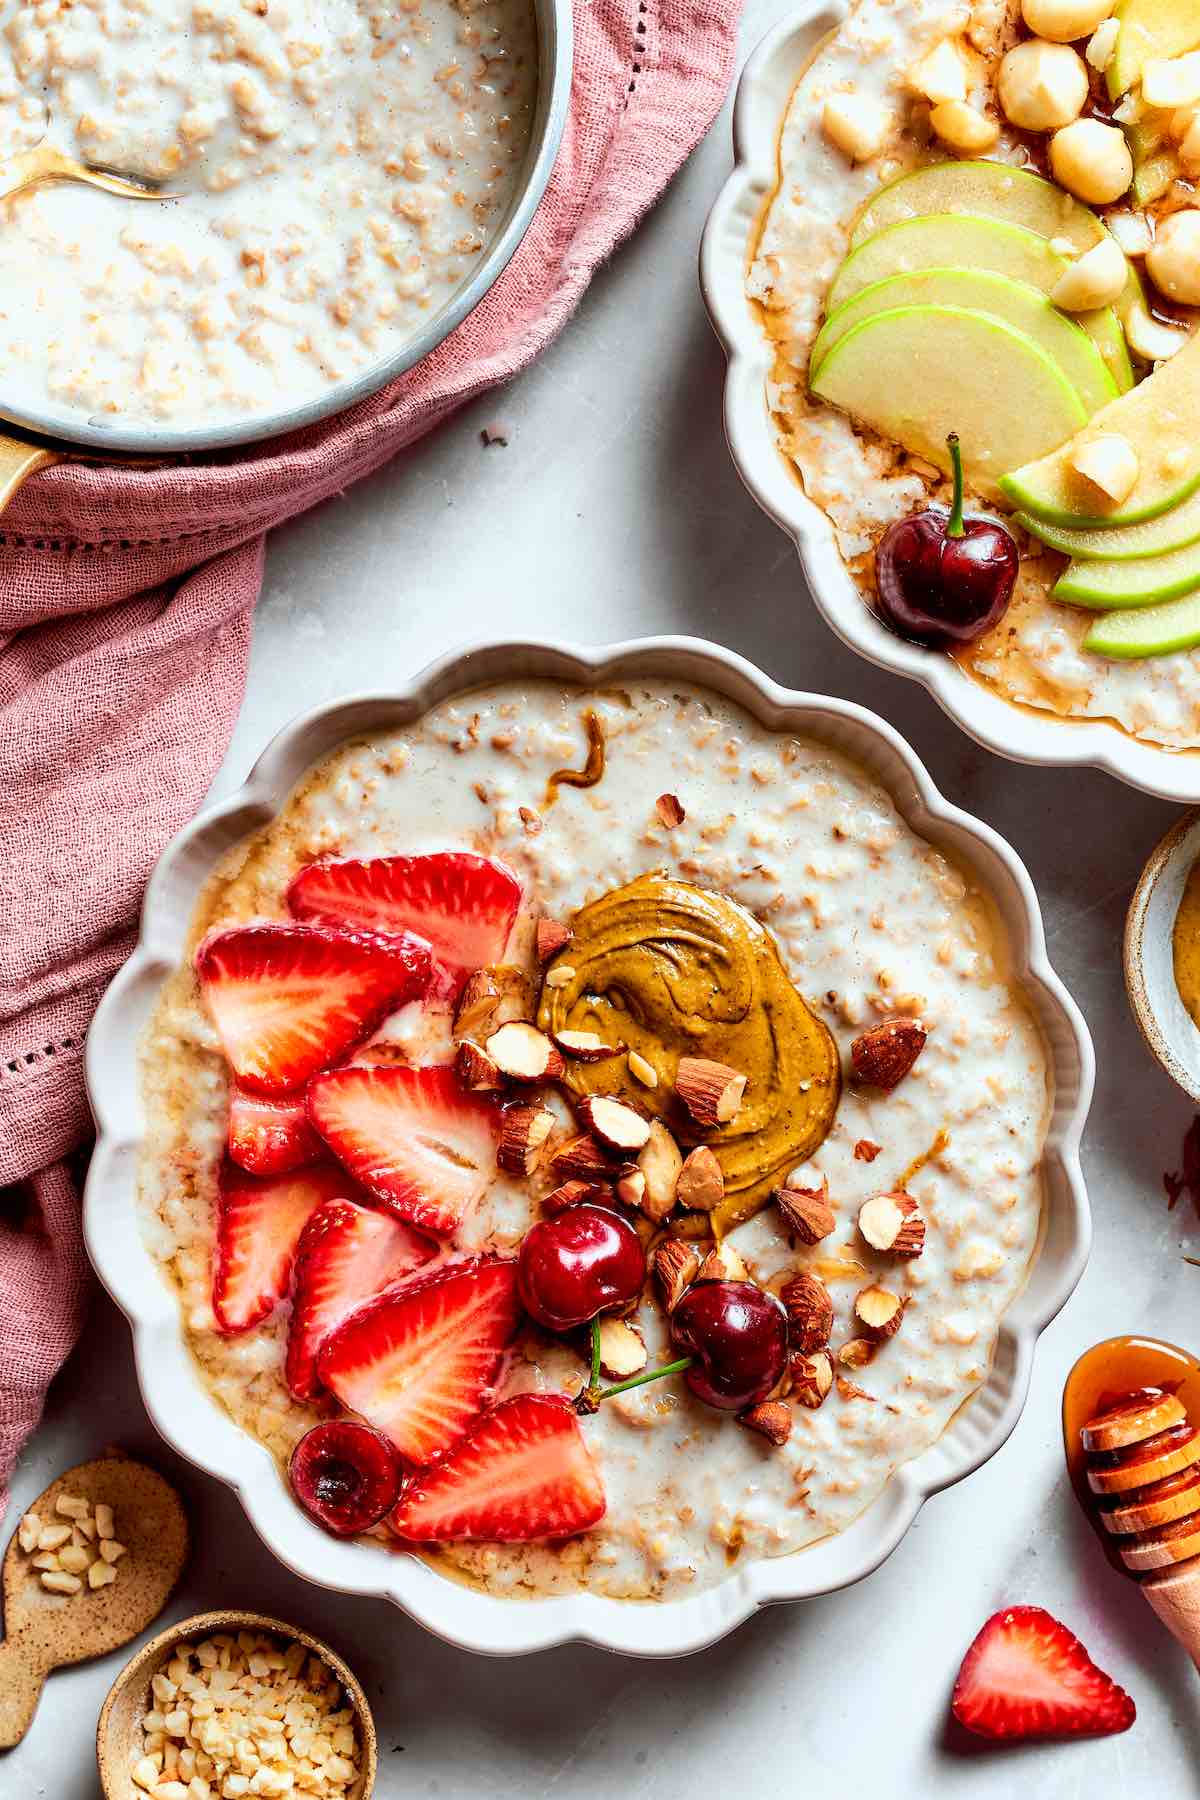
[1000,329,1200,528]
[848,161,1106,254]
[1084,588,1200,659]
[810,304,1088,500]
[1055,537,1200,607]
[1108,0,1200,99]
[811,270,1117,413]
[1015,487,1200,561]
[825,217,1131,392]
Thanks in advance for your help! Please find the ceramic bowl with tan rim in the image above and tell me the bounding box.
[1125,810,1200,1102]
[96,1610,376,1800]
[82,635,1093,1657]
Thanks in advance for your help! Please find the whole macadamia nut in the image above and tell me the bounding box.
[998,40,1089,130]
[1049,117,1134,203]
[1146,209,1200,306]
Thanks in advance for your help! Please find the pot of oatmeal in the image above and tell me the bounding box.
[0,0,569,468]
[82,639,1093,1654]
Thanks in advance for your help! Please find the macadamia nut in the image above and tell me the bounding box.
[1071,435,1140,505]
[1049,118,1133,204]
[908,38,968,104]
[998,40,1088,130]
[930,99,1001,152]
[1021,0,1115,45]
[1146,209,1200,305]
[1124,300,1191,362]
[822,92,895,162]
[1050,235,1128,310]
[1086,17,1120,70]
[1142,50,1200,110]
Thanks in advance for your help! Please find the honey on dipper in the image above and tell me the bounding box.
[1081,1389,1200,1573]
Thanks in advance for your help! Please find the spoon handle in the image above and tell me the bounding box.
[0,1634,53,1749]
[1143,1562,1200,1672]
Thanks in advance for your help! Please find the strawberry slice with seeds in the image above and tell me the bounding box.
[318,1256,522,1464]
[227,1085,324,1177]
[952,1606,1136,1741]
[285,1197,436,1402]
[288,852,521,993]
[212,1161,350,1335]
[389,1393,606,1542]
[306,1064,499,1236]
[197,924,431,1096]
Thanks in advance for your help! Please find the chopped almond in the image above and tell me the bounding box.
[857,1191,925,1258]
[656,793,686,829]
[676,1146,725,1212]
[838,1338,877,1368]
[791,1350,834,1409]
[854,1139,882,1163]
[853,1284,905,1340]
[696,1240,748,1283]
[850,1017,927,1090]
[553,1029,621,1062]
[739,1400,792,1446]
[487,1022,564,1082]
[627,1050,658,1089]
[552,1134,614,1180]
[455,1039,504,1091]
[543,1179,610,1215]
[597,1317,647,1379]
[536,918,573,961]
[497,1104,555,1175]
[780,1271,833,1352]
[578,1094,651,1153]
[675,1056,747,1127]
[773,1179,835,1244]
[654,1238,701,1310]
[837,1376,876,1402]
[637,1121,683,1221]
[615,1165,647,1208]
[454,965,532,1041]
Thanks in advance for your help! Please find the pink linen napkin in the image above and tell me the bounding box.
[0,0,742,1509]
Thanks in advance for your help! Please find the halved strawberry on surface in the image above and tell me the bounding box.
[952,1606,1136,1742]
[197,923,431,1096]
[285,1196,437,1403]
[307,1063,499,1236]
[288,852,522,995]
[227,1085,324,1177]
[212,1161,351,1335]
[389,1393,606,1543]
[318,1256,522,1465]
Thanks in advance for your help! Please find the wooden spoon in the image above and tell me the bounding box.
[0,1454,188,1748]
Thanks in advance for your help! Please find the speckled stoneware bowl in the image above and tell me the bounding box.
[699,0,1200,803]
[96,1610,376,1800]
[1126,810,1200,1101]
[83,636,1094,1657]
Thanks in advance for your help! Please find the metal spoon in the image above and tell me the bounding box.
[0,144,178,203]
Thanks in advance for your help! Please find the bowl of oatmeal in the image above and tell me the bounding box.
[0,0,568,452]
[702,0,1200,800]
[83,637,1092,1656]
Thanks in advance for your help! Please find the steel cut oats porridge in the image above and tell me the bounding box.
[137,681,1051,1599]
[0,0,537,429]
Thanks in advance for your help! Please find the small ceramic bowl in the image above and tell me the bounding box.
[96,1610,377,1800]
[1125,809,1200,1101]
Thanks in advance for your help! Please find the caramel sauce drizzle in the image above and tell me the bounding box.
[544,709,606,806]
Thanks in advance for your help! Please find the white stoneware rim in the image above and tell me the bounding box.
[1125,808,1200,1102]
[83,635,1093,1657]
[698,0,1200,803]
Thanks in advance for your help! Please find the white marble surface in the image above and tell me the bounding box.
[9,2,1200,1791]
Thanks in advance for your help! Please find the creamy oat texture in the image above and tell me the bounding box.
[0,0,536,429]
[139,680,1049,1601]
[750,0,1200,751]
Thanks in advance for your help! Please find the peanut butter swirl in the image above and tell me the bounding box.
[537,872,840,1229]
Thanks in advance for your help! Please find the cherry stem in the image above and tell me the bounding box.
[946,433,965,540]
[575,1354,693,1415]
[589,1316,602,1391]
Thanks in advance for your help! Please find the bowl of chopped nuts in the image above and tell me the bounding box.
[96,1611,376,1800]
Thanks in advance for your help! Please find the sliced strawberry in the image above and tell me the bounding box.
[389,1394,606,1542]
[306,1064,499,1236]
[288,852,521,992]
[212,1161,350,1335]
[227,1085,324,1176]
[318,1256,522,1465]
[952,1606,1136,1742]
[285,1197,436,1402]
[197,924,430,1096]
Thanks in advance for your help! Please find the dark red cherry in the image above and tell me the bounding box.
[518,1204,645,1332]
[669,1280,787,1412]
[289,1420,400,1536]
[875,434,1018,649]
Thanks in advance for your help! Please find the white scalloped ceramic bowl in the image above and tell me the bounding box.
[83,636,1093,1657]
[699,1,1200,803]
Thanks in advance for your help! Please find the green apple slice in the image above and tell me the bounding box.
[825,216,1131,391]
[1015,486,1200,560]
[1055,537,1200,607]
[810,305,1089,499]
[1000,328,1200,527]
[1108,0,1200,100]
[848,161,1107,254]
[812,270,1117,412]
[1084,588,1200,658]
